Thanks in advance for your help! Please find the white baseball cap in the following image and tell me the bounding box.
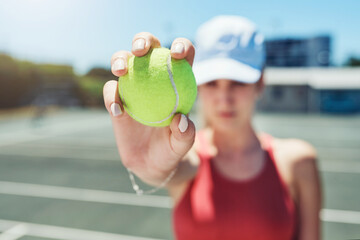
[193,15,266,85]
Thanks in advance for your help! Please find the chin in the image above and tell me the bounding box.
[211,119,240,132]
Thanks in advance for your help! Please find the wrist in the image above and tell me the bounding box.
[127,164,179,195]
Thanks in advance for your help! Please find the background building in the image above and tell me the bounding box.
[257,68,360,114]
[265,35,331,67]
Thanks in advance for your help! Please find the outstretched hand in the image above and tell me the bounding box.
[103,32,196,185]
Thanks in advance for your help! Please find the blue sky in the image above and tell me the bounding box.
[0,0,359,74]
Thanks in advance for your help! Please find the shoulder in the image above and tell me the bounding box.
[272,137,320,192]
[258,133,318,174]
[272,136,316,162]
[258,133,322,209]
[272,137,318,173]
[272,137,322,238]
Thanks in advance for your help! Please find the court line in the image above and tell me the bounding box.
[321,209,360,225]
[0,116,110,147]
[6,142,117,150]
[319,163,360,174]
[0,181,172,209]
[0,219,164,240]
[1,149,360,174]
[0,224,28,240]
[0,152,119,162]
[1,181,360,225]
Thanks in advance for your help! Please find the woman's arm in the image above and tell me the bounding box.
[166,145,200,205]
[293,140,323,240]
[167,145,200,187]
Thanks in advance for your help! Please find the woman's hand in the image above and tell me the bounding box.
[103,32,196,185]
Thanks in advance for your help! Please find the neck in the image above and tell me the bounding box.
[209,122,261,157]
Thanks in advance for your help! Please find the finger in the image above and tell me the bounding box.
[169,113,196,158]
[132,32,161,57]
[103,80,126,118]
[170,38,196,66]
[110,51,133,77]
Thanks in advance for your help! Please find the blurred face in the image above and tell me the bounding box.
[198,78,263,132]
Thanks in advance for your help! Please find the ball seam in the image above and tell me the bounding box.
[119,52,179,125]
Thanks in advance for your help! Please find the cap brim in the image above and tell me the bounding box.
[193,57,261,85]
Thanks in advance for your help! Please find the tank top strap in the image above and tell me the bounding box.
[195,129,213,161]
[259,132,296,213]
[192,129,216,222]
[259,132,282,176]
[259,132,275,161]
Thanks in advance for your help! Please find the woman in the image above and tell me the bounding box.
[103,15,322,240]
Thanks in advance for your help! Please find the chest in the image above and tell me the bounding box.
[173,158,297,240]
[213,151,298,206]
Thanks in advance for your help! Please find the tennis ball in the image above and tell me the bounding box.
[118,47,197,127]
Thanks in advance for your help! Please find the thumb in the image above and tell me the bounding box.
[169,113,196,158]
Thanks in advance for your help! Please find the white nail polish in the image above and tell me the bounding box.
[111,103,122,116]
[173,43,184,54]
[113,58,125,71]
[178,114,188,133]
[133,38,145,51]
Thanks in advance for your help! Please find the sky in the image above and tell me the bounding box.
[0,0,359,74]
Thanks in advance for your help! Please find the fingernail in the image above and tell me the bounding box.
[173,43,184,54]
[133,38,145,51]
[111,103,122,116]
[113,58,125,71]
[178,114,188,133]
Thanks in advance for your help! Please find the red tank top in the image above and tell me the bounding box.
[172,130,297,240]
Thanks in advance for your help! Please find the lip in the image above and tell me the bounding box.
[219,111,235,118]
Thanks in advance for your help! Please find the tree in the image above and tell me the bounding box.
[344,56,360,67]
[85,67,113,80]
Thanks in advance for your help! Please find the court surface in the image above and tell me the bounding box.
[0,108,359,240]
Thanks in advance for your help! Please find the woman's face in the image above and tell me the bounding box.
[198,78,262,132]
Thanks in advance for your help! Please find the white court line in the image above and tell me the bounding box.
[321,209,360,225]
[0,151,119,162]
[319,163,360,174]
[2,141,117,150]
[0,181,172,209]
[1,181,360,225]
[0,224,28,240]
[0,219,164,240]
[2,147,360,174]
[0,116,110,147]
[2,150,360,174]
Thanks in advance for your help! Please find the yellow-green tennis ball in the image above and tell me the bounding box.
[118,47,197,127]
